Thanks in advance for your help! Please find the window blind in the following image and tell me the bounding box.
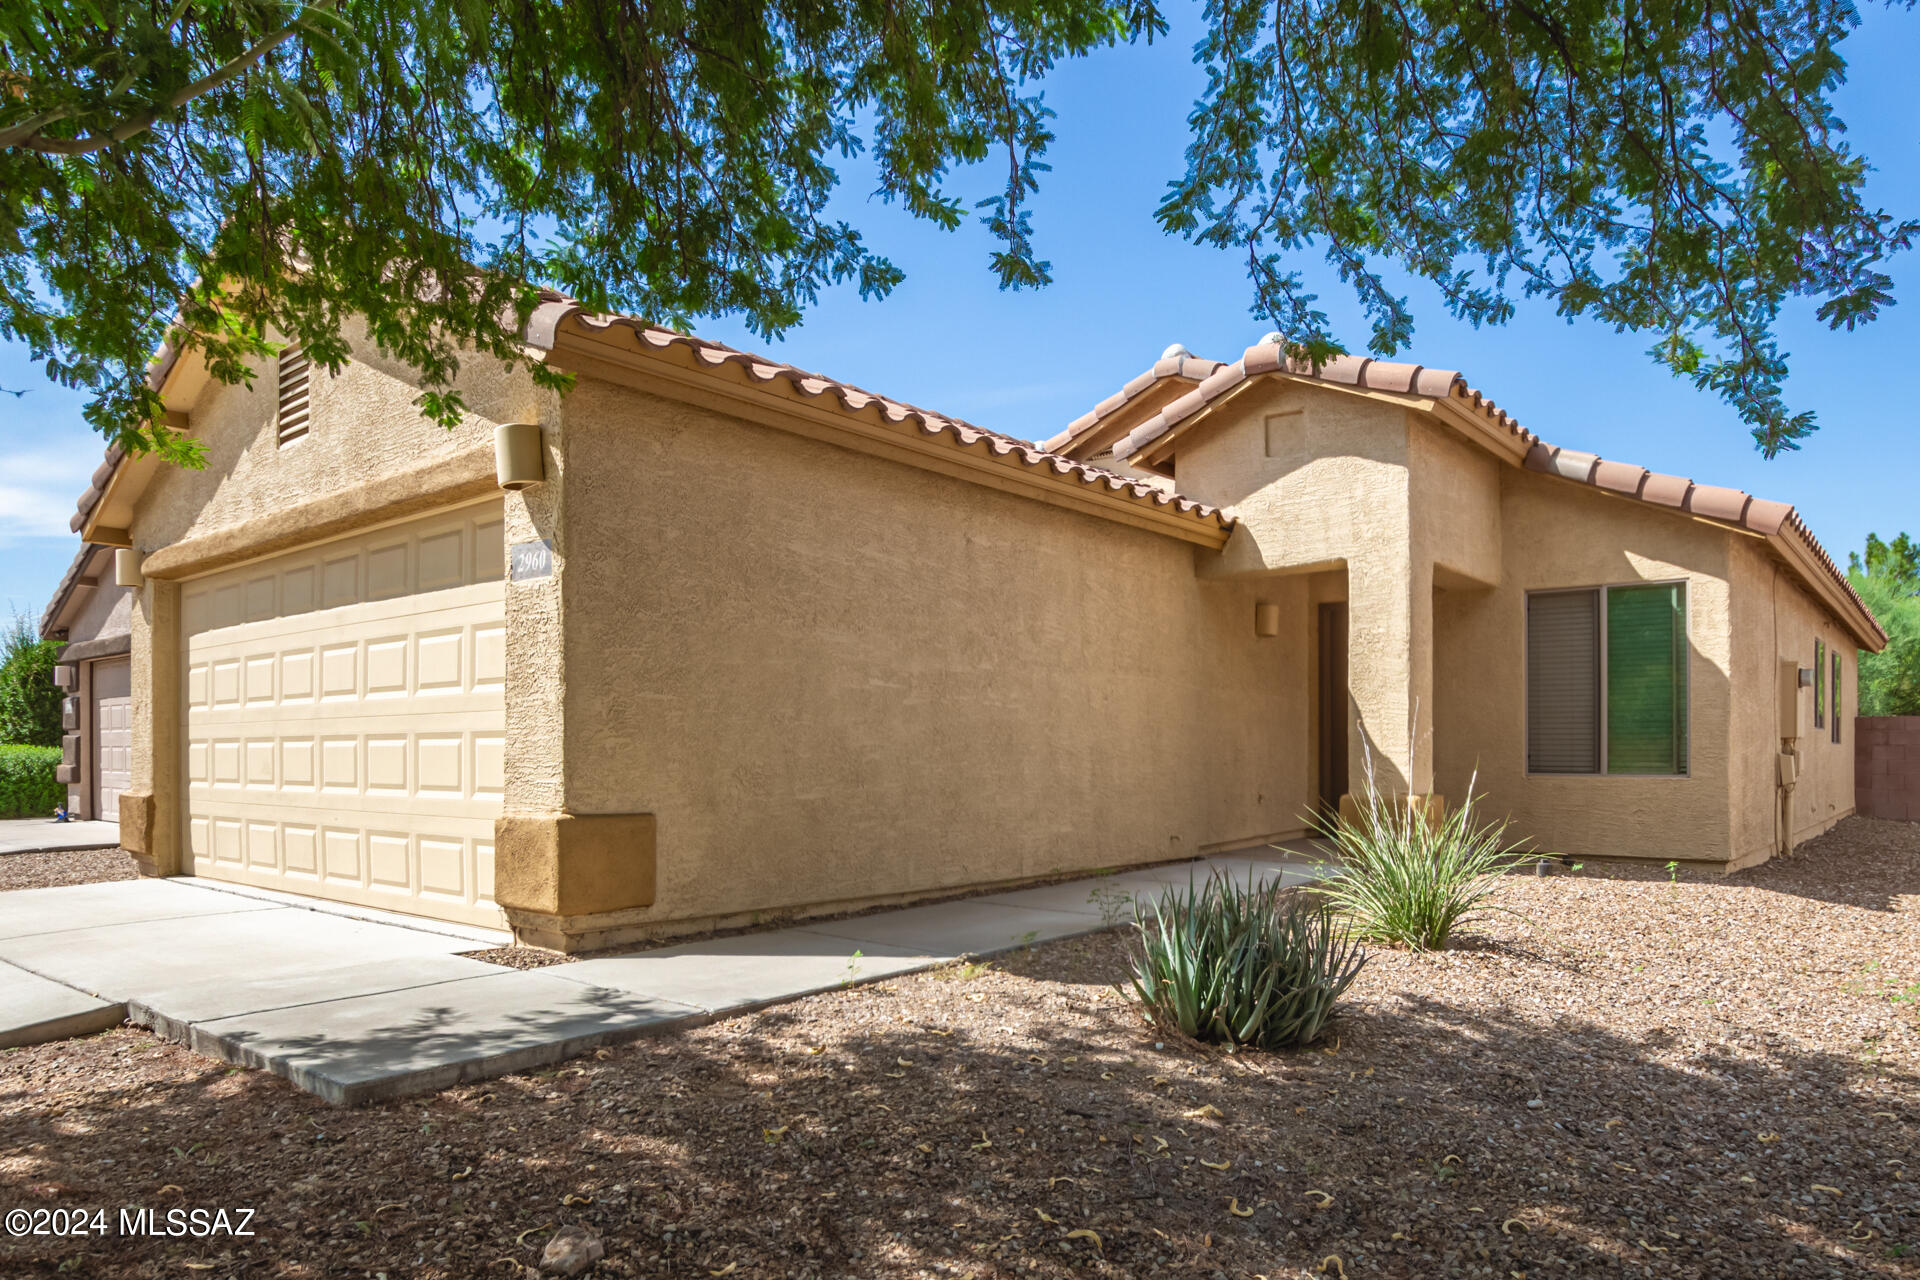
[1527,590,1601,773]
[1606,583,1687,774]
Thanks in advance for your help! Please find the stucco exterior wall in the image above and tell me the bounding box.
[64,579,132,647]
[1176,386,1508,798]
[120,326,542,874]
[1177,383,1432,792]
[1431,468,1737,863]
[130,326,521,553]
[1727,536,1858,863]
[552,373,1311,932]
[1408,418,1503,589]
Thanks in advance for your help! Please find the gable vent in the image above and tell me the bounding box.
[276,345,311,446]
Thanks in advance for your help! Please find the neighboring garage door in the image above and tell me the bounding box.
[181,501,507,928]
[92,657,132,821]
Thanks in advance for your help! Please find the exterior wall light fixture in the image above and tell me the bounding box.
[495,422,546,490]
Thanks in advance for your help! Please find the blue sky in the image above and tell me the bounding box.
[3,6,1915,620]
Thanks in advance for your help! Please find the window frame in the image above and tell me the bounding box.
[1832,649,1843,745]
[1814,637,1826,730]
[1523,578,1691,779]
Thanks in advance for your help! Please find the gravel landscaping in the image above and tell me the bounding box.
[0,847,136,893]
[2,816,1918,1278]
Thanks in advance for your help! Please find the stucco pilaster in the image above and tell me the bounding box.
[490,393,660,946]
[123,577,181,876]
[501,415,566,817]
[1345,547,1434,796]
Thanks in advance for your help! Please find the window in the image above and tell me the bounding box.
[1813,638,1825,730]
[1526,582,1689,775]
[1833,649,1843,745]
[1526,591,1600,773]
[276,345,311,446]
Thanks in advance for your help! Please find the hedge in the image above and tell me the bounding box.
[0,745,63,819]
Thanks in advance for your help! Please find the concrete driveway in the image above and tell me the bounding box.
[0,817,121,855]
[0,848,1323,1105]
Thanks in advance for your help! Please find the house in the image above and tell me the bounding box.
[68,307,1886,950]
[39,544,134,821]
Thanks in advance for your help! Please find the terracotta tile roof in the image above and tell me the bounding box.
[1038,348,1227,454]
[67,336,184,536]
[1521,441,1878,644]
[70,307,1236,546]
[1077,339,1884,648]
[68,445,127,535]
[39,543,103,640]
[523,301,1235,536]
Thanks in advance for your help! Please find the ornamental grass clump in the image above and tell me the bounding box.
[1128,872,1365,1050]
[1312,767,1533,951]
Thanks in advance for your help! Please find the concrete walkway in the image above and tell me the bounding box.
[0,848,1321,1105]
[0,817,121,855]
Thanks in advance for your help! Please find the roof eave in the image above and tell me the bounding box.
[73,342,209,545]
[1773,522,1888,652]
[38,543,105,639]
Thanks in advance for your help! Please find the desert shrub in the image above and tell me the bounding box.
[1128,871,1365,1050]
[0,609,62,747]
[0,745,63,819]
[1312,774,1531,950]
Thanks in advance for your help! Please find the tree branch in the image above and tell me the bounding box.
[0,2,337,155]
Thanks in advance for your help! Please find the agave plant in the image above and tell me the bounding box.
[1127,871,1366,1050]
[1311,760,1533,951]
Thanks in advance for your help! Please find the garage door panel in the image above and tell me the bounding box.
[322,828,362,882]
[183,502,506,929]
[284,824,319,877]
[474,734,505,797]
[247,821,279,870]
[283,565,316,615]
[92,657,133,822]
[368,832,412,890]
[185,789,502,826]
[244,655,276,704]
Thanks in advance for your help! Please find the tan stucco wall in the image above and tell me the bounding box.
[63,578,132,647]
[549,372,1312,935]
[121,324,544,877]
[1430,468,1737,863]
[131,327,527,555]
[1727,535,1858,864]
[1177,384,1507,797]
[1179,383,1424,792]
[1408,418,1503,589]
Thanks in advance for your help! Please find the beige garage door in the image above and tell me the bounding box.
[92,657,132,821]
[182,501,507,928]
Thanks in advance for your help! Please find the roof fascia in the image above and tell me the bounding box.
[80,340,208,545]
[1053,377,1206,463]
[1429,395,1535,465]
[1770,526,1887,651]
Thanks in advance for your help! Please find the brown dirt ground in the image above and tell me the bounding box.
[0,847,136,892]
[3,818,1920,1279]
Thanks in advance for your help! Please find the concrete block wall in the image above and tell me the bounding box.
[1857,717,1920,821]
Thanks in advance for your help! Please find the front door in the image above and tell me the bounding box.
[1316,602,1349,818]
